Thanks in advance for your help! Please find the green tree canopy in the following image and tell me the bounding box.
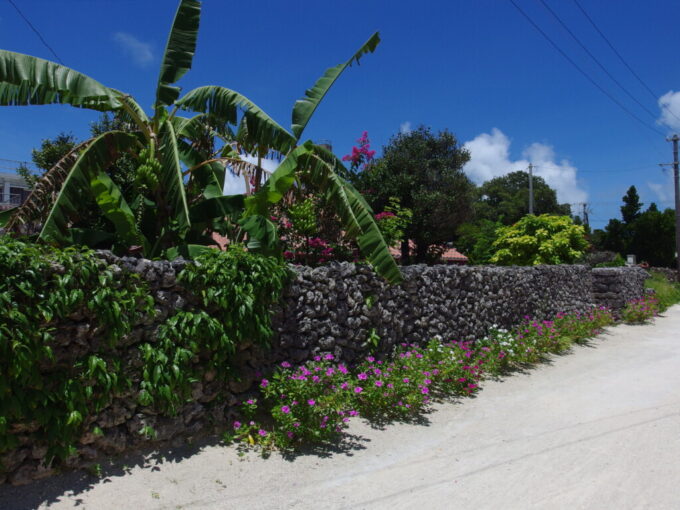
[476,171,571,225]
[621,185,643,224]
[351,125,475,262]
[490,214,589,266]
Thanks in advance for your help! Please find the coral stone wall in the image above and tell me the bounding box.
[0,255,648,485]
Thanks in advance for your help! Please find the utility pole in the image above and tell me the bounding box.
[582,203,589,229]
[670,135,680,275]
[528,163,534,215]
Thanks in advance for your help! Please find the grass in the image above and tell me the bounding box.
[645,271,680,312]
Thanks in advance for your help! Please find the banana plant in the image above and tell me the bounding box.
[0,0,402,282]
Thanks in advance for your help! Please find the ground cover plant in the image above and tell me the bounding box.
[620,295,659,324]
[225,305,615,451]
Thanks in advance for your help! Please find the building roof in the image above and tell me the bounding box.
[388,240,468,262]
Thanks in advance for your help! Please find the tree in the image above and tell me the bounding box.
[630,204,676,267]
[16,133,77,189]
[490,214,589,266]
[0,1,401,282]
[621,185,643,224]
[351,126,475,262]
[456,219,502,264]
[475,171,571,225]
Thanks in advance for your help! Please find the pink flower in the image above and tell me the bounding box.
[340,382,349,390]
[324,353,334,361]
[355,387,363,393]
[375,380,384,387]
[421,387,429,394]
[293,422,300,427]
[358,373,368,380]
[307,399,316,406]
[258,429,267,437]
[403,378,410,383]
[233,421,241,429]
[281,361,291,368]
[348,410,359,417]
[260,379,269,388]
[281,405,290,414]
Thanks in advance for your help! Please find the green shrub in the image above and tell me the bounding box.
[645,271,680,312]
[490,214,589,266]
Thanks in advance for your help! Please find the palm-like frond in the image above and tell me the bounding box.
[158,120,191,232]
[5,139,92,232]
[177,85,296,153]
[154,0,201,109]
[90,170,148,250]
[39,131,141,244]
[244,141,402,283]
[0,50,120,111]
[291,32,380,140]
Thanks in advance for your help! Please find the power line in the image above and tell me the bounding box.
[508,0,666,137]
[6,0,64,65]
[538,0,658,121]
[572,0,680,125]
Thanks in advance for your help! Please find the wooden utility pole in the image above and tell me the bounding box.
[528,163,534,215]
[670,134,680,275]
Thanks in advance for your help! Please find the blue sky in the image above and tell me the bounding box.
[1,0,680,230]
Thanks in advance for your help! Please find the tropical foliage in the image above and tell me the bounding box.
[490,214,589,266]
[0,0,401,283]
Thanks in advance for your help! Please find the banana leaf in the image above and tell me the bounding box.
[39,131,140,245]
[291,32,380,140]
[154,0,202,109]
[0,49,120,111]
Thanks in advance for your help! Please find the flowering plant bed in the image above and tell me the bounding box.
[225,306,615,451]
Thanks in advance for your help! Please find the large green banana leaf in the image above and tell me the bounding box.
[291,32,380,140]
[177,85,296,153]
[154,0,201,109]
[90,170,149,251]
[39,131,141,244]
[0,50,120,111]
[244,141,402,283]
[159,120,191,232]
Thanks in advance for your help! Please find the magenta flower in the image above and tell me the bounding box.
[281,361,291,368]
[375,380,384,387]
[349,410,359,417]
[307,399,316,406]
[233,421,241,429]
[421,387,429,394]
[260,379,269,388]
[338,364,348,374]
[281,405,290,414]
[403,378,410,383]
[324,353,334,361]
[246,399,255,405]
[258,429,267,437]
[367,356,375,362]
[358,373,368,380]
[354,386,363,393]
[340,382,349,390]
[293,422,300,427]
[424,379,432,385]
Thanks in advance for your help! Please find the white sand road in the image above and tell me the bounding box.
[2,306,680,510]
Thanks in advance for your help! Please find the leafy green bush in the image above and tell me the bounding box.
[645,271,680,312]
[0,237,153,461]
[0,238,289,463]
[490,214,589,266]
[594,253,626,267]
[138,246,290,414]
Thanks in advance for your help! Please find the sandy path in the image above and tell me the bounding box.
[3,305,680,510]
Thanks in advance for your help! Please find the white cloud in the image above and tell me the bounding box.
[463,128,587,204]
[658,90,680,131]
[647,172,674,203]
[400,121,411,134]
[113,32,153,67]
